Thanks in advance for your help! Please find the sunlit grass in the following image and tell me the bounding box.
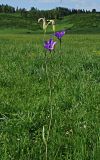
[0,33,100,160]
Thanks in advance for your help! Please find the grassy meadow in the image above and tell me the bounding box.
[0,13,100,160]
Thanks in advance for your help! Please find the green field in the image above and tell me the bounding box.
[0,13,100,34]
[0,32,100,160]
[0,12,100,160]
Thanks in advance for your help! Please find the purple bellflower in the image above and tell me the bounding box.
[54,31,65,49]
[44,39,57,52]
[54,31,65,40]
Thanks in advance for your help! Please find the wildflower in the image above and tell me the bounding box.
[44,39,57,52]
[38,18,55,33]
[54,31,65,49]
[54,31,65,40]
[38,17,48,33]
[47,19,55,32]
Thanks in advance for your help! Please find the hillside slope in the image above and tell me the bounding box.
[58,13,100,33]
[0,13,100,34]
[0,13,40,34]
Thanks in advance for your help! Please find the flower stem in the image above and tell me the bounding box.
[59,38,62,50]
[43,51,53,160]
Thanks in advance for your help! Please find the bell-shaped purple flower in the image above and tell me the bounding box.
[54,31,65,40]
[54,31,65,49]
[44,39,57,52]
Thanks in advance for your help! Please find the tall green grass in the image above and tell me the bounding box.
[0,33,100,160]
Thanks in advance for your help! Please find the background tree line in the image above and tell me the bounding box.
[0,4,99,20]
